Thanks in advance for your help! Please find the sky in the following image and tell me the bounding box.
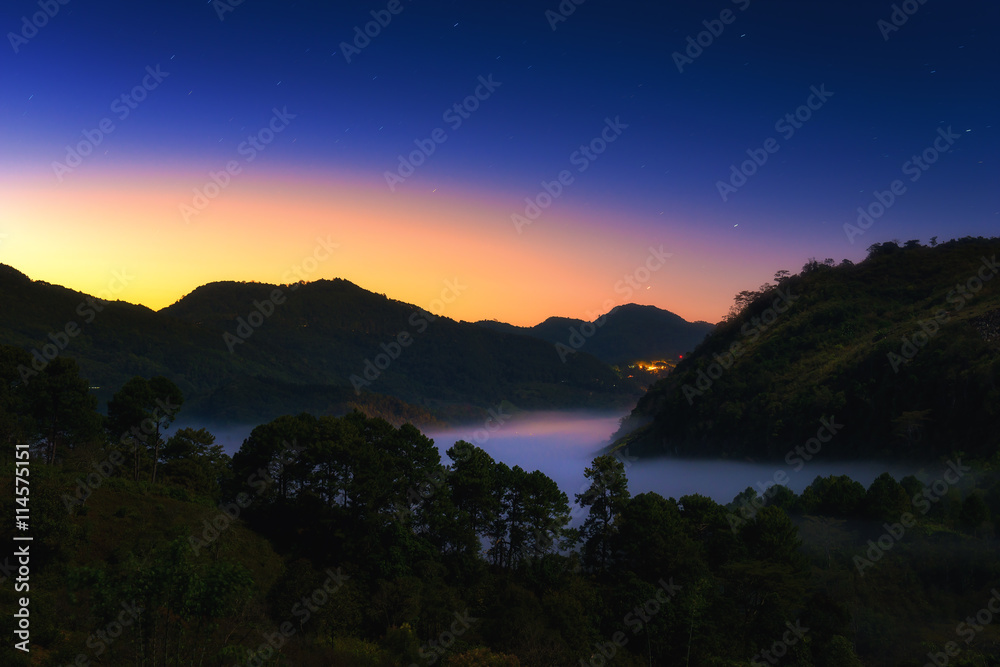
[1,0,997,326]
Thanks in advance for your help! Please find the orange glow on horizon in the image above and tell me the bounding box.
[0,164,785,327]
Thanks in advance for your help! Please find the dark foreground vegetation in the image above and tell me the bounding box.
[1,358,999,666]
[619,236,1000,462]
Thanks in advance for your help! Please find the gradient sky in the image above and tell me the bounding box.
[1,0,997,325]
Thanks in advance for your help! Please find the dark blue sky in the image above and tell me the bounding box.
[2,0,998,321]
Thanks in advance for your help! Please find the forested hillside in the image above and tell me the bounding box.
[616,237,1000,463]
[1,361,998,665]
[0,267,638,424]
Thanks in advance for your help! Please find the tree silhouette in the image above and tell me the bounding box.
[26,357,101,465]
[575,455,630,572]
[107,375,184,482]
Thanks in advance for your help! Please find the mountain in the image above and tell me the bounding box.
[613,237,1000,463]
[0,266,640,424]
[474,303,714,366]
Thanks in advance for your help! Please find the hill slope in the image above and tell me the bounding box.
[614,237,1000,462]
[475,303,714,365]
[0,267,639,423]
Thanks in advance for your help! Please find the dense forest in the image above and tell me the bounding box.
[618,237,1000,463]
[0,267,640,426]
[1,353,999,665]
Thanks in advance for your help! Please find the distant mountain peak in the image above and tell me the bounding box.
[474,303,713,366]
[0,264,640,425]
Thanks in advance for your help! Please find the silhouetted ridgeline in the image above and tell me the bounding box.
[0,268,640,423]
[474,303,714,366]
[616,237,1000,462]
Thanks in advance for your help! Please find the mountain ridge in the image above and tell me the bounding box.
[473,302,714,366]
[0,266,642,425]
[612,236,1000,463]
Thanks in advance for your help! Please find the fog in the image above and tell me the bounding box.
[171,411,919,509]
[426,411,919,509]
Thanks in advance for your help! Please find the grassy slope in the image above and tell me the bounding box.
[615,238,1000,462]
